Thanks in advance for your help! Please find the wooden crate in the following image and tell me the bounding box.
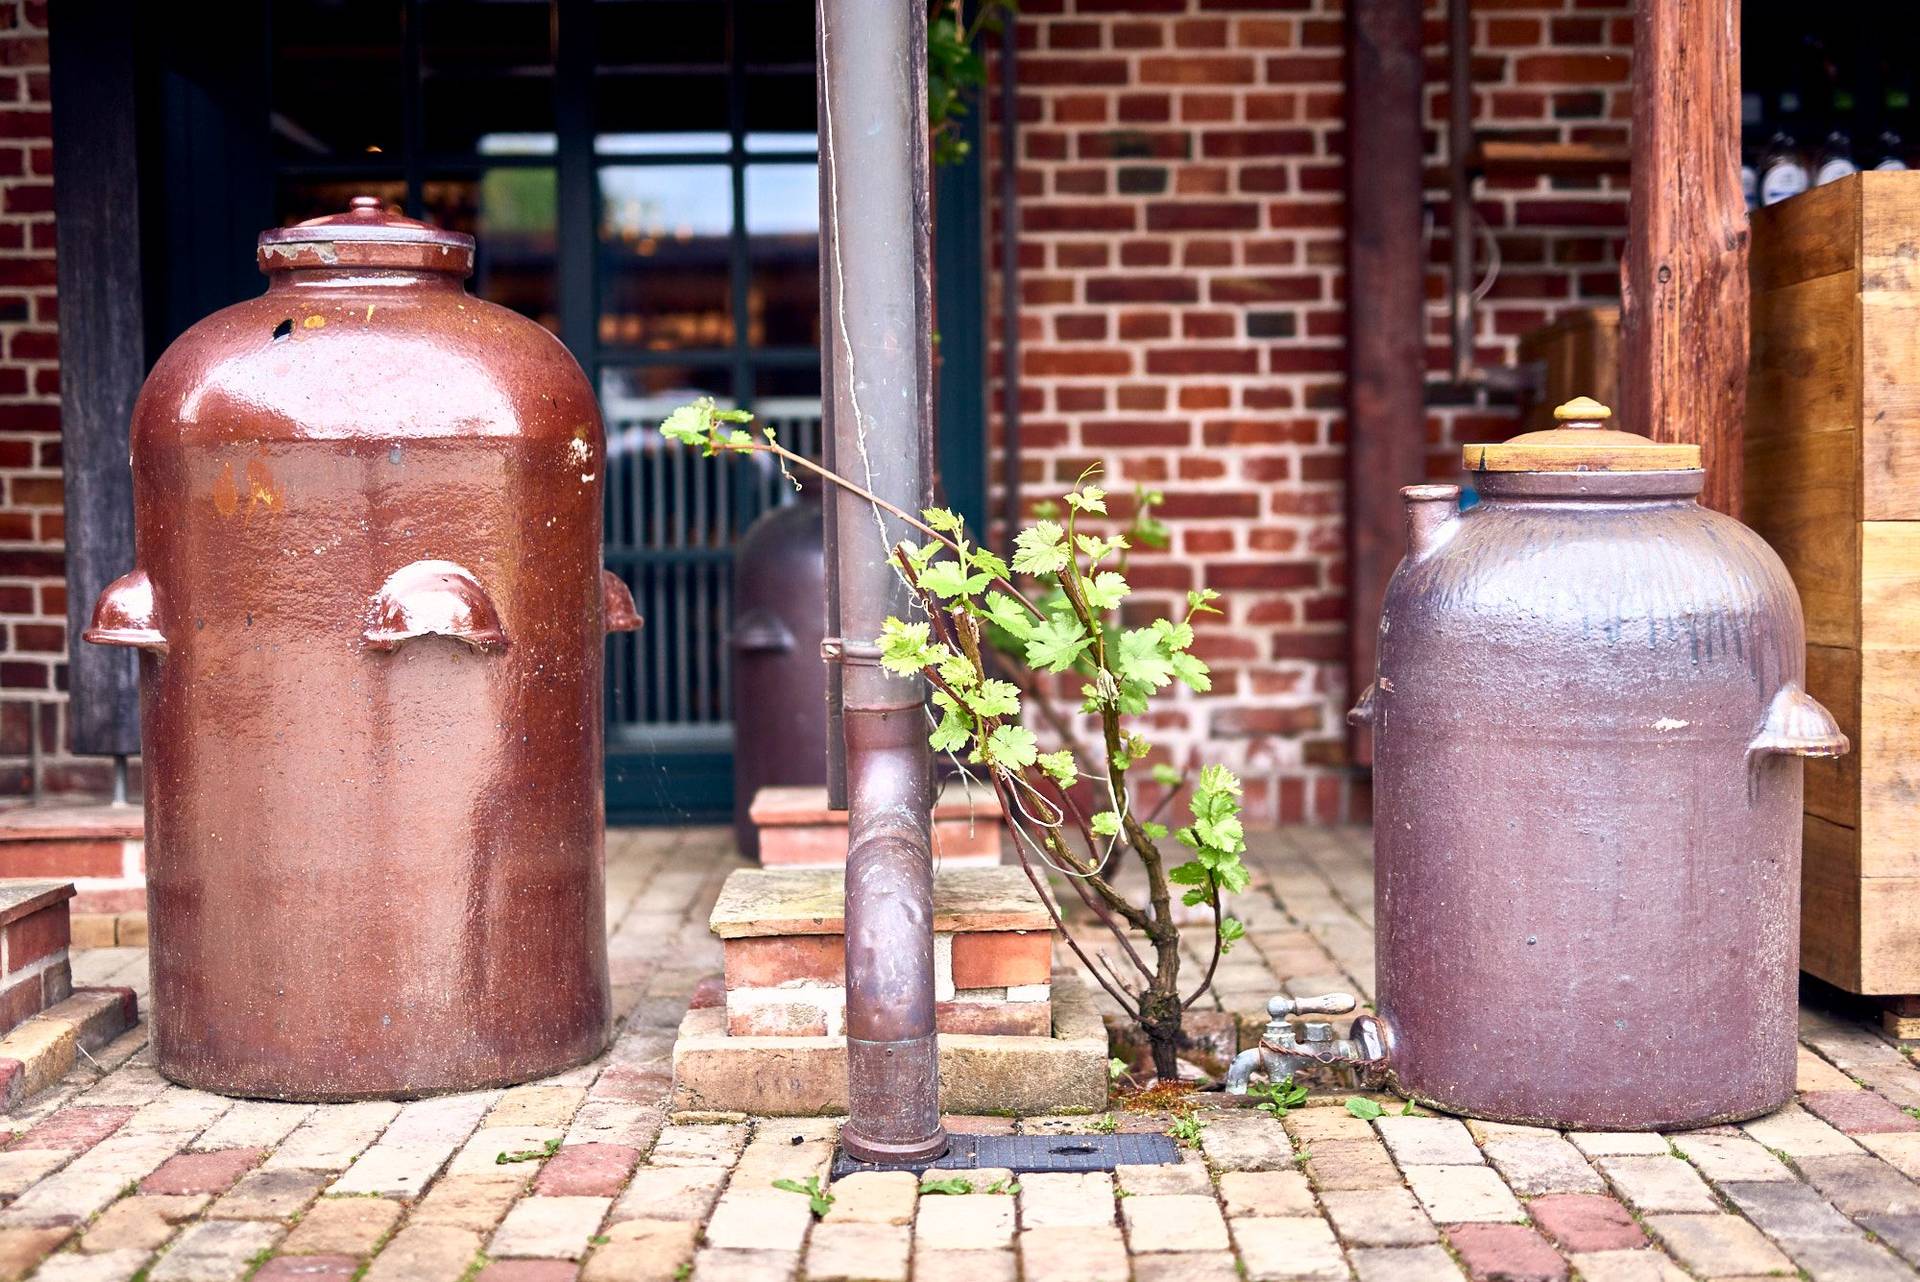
[1517,306,1620,432]
[1744,171,1920,1001]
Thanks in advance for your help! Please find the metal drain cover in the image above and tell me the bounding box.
[832,1132,1180,1179]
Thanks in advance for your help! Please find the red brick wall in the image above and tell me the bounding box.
[0,2,75,799]
[986,0,1631,824]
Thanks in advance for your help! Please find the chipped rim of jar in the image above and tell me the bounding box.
[257,195,475,277]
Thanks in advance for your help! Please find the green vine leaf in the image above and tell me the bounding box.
[969,546,1011,581]
[985,724,1038,770]
[1012,522,1070,576]
[1025,614,1093,673]
[877,618,944,675]
[1114,629,1175,692]
[980,592,1033,639]
[929,693,974,754]
[659,396,753,455]
[1082,571,1130,613]
[1065,485,1108,515]
[1091,811,1121,837]
[1218,916,1245,952]
[920,559,990,600]
[963,679,1021,720]
[1036,750,1078,786]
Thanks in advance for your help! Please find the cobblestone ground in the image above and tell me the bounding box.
[0,826,1914,1280]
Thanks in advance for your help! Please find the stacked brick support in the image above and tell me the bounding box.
[985,0,1631,823]
[0,879,69,1031]
[749,782,1006,869]
[712,867,1056,1040]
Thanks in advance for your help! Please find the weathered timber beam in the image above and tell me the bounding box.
[1620,0,1748,516]
[1344,0,1427,768]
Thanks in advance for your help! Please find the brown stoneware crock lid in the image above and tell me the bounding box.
[257,195,475,275]
[1463,397,1702,473]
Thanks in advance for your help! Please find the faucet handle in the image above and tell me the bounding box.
[1268,992,1358,1019]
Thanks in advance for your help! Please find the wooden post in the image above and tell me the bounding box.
[50,1,145,759]
[1619,0,1748,516]
[1344,0,1427,766]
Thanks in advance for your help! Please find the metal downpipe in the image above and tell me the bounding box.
[818,0,947,1164]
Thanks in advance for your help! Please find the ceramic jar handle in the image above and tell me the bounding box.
[364,560,507,652]
[1346,680,1378,726]
[601,570,641,634]
[732,608,793,653]
[83,569,169,655]
[1747,682,1850,759]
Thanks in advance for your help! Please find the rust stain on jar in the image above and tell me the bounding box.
[211,462,239,517]
[244,457,283,519]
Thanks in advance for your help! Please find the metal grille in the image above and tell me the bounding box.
[603,396,822,734]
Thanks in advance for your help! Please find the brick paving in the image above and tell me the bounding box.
[0,825,1913,1279]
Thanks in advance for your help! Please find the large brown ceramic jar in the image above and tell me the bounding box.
[85,198,639,1100]
[1353,398,1847,1130]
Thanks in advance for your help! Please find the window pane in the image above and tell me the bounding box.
[594,1,725,68]
[271,0,404,160]
[740,0,815,71]
[598,165,735,349]
[755,366,824,463]
[421,0,554,155]
[745,165,818,348]
[422,171,558,333]
[743,72,816,151]
[595,75,730,155]
[594,1,728,154]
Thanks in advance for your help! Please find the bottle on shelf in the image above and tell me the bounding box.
[1875,131,1907,172]
[1759,91,1811,206]
[1877,87,1911,170]
[1741,91,1763,209]
[1814,90,1859,185]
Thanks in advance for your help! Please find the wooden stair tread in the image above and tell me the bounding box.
[1472,140,1630,178]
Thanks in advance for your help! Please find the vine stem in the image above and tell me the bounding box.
[1183,881,1226,1010]
[731,434,1048,621]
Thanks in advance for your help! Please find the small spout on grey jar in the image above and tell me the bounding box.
[1402,485,1463,561]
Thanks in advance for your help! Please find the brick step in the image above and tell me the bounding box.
[0,877,140,1108]
[671,973,1109,1117]
[709,866,1055,1038]
[0,804,145,948]
[0,881,77,1033]
[747,781,1004,867]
